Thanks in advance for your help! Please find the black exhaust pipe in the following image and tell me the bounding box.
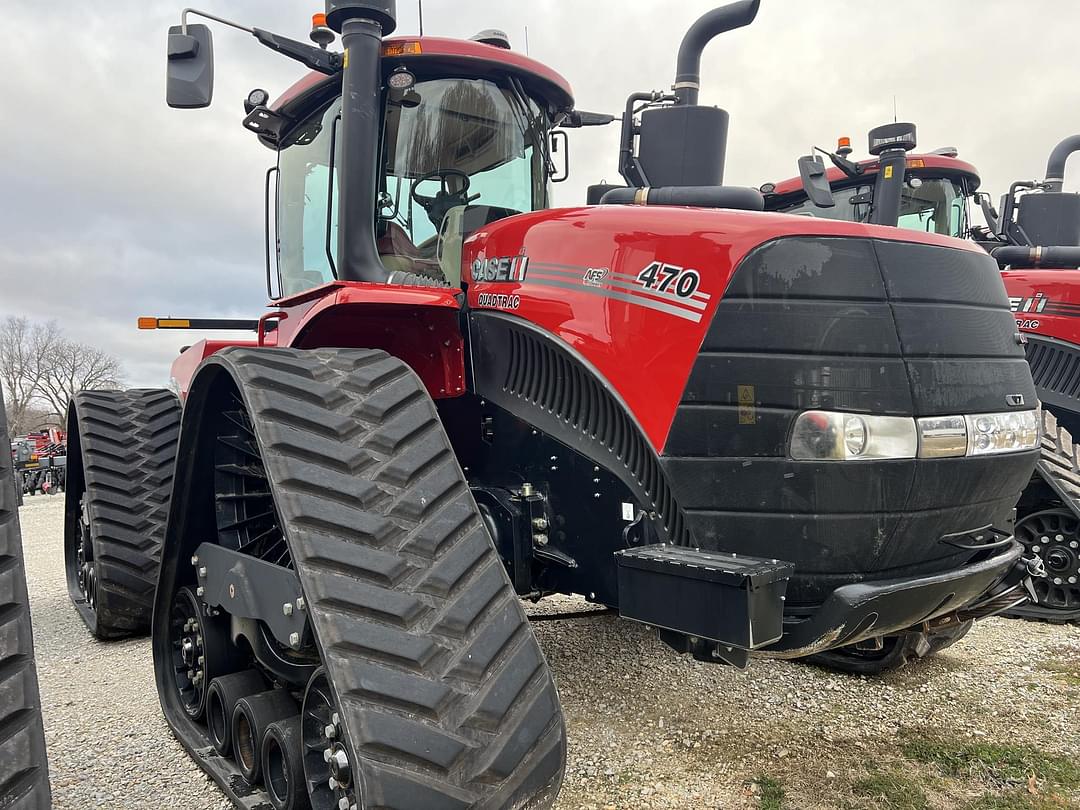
[674,0,760,106]
[1044,134,1080,192]
[325,1,443,286]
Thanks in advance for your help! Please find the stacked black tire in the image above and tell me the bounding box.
[64,389,181,638]
[0,386,52,808]
[153,348,566,810]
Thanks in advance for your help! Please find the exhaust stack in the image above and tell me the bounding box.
[1044,134,1080,192]
[673,0,760,106]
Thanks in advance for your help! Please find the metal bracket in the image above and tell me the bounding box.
[194,542,309,649]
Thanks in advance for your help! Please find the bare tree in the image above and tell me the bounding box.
[0,317,124,436]
[0,317,61,437]
[35,340,123,420]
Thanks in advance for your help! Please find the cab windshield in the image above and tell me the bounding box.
[274,76,549,297]
[778,176,968,238]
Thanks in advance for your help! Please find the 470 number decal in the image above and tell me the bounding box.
[636,262,701,298]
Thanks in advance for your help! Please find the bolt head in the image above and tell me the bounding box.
[198,566,207,578]
[325,724,337,739]
[328,777,338,790]
[594,493,601,499]
[196,586,205,597]
[296,596,306,610]
[289,632,301,647]
[1071,541,1079,549]
[332,712,340,726]
[339,799,350,810]
[191,555,199,566]
[324,748,333,762]
[283,603,294,616]
[1054,577,1063,585]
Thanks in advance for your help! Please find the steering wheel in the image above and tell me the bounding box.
[410,169,476,229]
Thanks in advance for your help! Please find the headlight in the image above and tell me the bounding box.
[790,408,1040,461]
[965,409,1040,456]
[790,411,918,460]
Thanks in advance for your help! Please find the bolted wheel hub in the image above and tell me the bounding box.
[76,496,96,607]
[303,669,358,810]
[168,587,211,720]
[1015,508,1080,611]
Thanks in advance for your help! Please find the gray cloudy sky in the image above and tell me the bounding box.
[2,0,1078,387]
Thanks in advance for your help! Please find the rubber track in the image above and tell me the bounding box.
[67,389,181,638]
[0,390,52,808]
[222,347,565,810]
[1005,411,1080,624]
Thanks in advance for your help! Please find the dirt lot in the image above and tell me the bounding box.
[19,494,1080,809]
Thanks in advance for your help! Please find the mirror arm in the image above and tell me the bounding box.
[180,8,341,75]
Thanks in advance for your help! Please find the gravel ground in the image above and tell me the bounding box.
[20,494,1080,809]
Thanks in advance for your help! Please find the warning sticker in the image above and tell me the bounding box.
[884,165,894,179]
[738,384,756,425]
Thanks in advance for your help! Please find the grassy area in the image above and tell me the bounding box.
[851,770,931,809]
[901,735,1080,791]
[1040,655,1080,687]
[755,775,785,810]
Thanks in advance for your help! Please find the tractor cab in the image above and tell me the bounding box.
[252,35,573,297]
[765,126,980,239]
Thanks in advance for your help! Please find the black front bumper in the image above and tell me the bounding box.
[760,540,1025,658]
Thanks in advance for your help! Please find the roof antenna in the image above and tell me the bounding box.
[893,95,898,124]
[524,25,530,55]
[418,0,424,35]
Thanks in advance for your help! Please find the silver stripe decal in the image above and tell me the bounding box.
[524,276,703,323]
[531,265,708,312]
[608,269,712,302]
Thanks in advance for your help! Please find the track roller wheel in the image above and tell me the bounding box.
[152,347,566,809]
[264,716,311,810]
[167,586,238,721]
[207,670,268,756]
[64,389,181,638]
[232,690,298,784]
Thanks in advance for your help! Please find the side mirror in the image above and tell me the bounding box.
[797,154,835,208]
[167,23,215,108]
[550,131,569,183]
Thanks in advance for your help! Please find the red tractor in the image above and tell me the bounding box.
[63,3,1045,807]
[765,125,1080,622]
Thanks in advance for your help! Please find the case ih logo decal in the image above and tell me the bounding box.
[521,260,712,323]
[1008,291,1080,330]
[472,255,529,283]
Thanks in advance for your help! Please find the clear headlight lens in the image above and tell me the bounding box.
[790,411,918,460]
[916,415,968,458]
[790,408,1040,461]
[964,409,1040,456]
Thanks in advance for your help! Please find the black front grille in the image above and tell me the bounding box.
[1027,339,1080,399]
[502,327,690,546]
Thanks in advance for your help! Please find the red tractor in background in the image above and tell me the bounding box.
[765,126,1080,622]
[62,2,1047,807]
[11,428,67,499]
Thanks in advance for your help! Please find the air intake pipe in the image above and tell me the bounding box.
[990,245,1080,269]
[1044,134,1080,192]
[673,0,760,106]
[325,1,443,286]
[599,185,764,210]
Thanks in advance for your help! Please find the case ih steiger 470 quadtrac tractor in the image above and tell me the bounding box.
[62,2,1048,807]
[765,125,1080,622]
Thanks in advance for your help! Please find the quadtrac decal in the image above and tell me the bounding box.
[523,260,712,323]
[476,292,521,311]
